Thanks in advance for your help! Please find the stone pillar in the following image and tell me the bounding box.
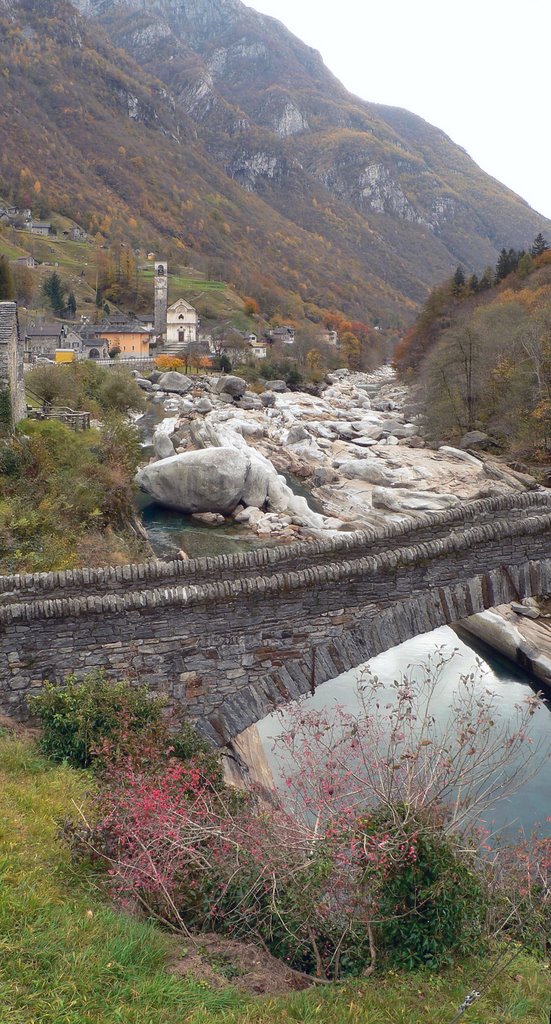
[154,261,168,344]
[0,301,26,428]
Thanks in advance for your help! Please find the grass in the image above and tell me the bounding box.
[0,732,549,1024]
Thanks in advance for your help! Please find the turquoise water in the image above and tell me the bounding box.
[257,625,551,837]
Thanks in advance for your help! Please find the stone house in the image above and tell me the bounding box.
[25,322,68,359]
[28,221,52,236]
[166,298,199,346]
[13,255,38,269]
[271,325,295,345]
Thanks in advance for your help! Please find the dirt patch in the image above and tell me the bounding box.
[169,933,312,996]
[0,714,40,741]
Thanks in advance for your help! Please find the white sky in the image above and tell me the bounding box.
[250,0,551,220]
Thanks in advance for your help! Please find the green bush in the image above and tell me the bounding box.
[28,673,167,768]
[363,808,484,969]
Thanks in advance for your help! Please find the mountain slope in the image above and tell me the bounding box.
[1,0,549,329]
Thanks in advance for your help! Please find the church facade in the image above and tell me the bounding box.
[166,298,199,346]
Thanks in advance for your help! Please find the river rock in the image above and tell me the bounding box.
[158,371,193,394]
[286,424,310,444]
[136,377,155,391]
[439,445,483,467]
[339,460,414,487]
[260,391,276,407]
[153,432,176,460]
[267,380,287,392]
[372,487,460,511]
[215,375,247,398]
[239,396,262,410]
[460,430,499,451]
[135,447,251,514]
[192,512,226,526]
[195,398,213,413]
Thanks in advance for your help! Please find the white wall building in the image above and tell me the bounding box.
[166,298,199,346]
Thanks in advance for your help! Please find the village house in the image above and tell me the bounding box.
[95,322,154,357]
[166,298,199,346]
[320,329,339,347]
[13,255,38,269]
[246,333,267,359]
[24,322,68,359]
[27,221,52,236]
[271,325,295,345]
[78,327,110,360]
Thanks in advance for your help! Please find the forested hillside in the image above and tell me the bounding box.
[0,0,549,332]
[394,237,551,459]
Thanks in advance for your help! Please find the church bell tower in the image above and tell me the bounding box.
[154,261,168,343]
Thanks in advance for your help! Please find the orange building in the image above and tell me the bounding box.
[96,325,154,357]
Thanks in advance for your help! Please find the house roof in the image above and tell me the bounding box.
[97,324,153,335]
[25,323,64,338]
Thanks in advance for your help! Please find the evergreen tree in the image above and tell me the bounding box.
[468,273,479,293]
[531,232,549,257]
[495,248,523,283]
[66,290,77,318]
[478,267,494,291]
[452,265,465,296]
[42,271,67,317]
[0,256,15,301]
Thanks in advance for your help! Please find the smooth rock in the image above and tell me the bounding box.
[153,432,175,460]
[267,380,287,392]
[460,430,500,451]
[191,512,226,526]
[195,398,213,413]
[439,445,482,467]
[135,447,250,514]
[215,375,248,398]
[260,391,276,407]
[372,487,460,511]
[286,424,310,444]
[136,377,154,391]
[510,601,540,619]
[158,371,193,394]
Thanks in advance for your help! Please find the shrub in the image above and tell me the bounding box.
[28,673,167,768]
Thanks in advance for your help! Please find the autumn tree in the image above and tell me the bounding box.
[12,264,35,306]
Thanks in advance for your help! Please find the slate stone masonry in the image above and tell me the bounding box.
[1,492,551,742]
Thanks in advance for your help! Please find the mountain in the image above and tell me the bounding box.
[1,0,549,329]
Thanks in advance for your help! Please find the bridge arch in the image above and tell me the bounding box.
[1,491,551,742]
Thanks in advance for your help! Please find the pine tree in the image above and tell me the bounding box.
[468,273,479,293]
[0,256,15,301]
[66,290,77,318]
[531,232,549,258]
[42,271,67,317]
[452,265,466,296]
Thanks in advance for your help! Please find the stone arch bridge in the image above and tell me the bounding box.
[2,491,551,744]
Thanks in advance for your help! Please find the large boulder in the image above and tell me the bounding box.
[135,447,251,514]
[460,430,499,451]
[215,375,247,398]
[158,371,193,394]
[266,379,287,392]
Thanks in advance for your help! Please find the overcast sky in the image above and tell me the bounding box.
[250,0,551,220]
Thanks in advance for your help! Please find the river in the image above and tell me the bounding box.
[256,625,551,837]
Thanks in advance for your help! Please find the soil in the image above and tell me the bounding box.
[169,933,312,995]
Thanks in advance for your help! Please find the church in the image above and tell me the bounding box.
[166,298,199,346]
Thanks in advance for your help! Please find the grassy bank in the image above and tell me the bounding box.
[0,732,548,1023]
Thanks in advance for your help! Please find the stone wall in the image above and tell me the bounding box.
[0,302,26,426]
[2,491,551,741]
